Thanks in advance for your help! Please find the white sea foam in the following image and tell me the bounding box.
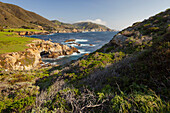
[79,49,90,54]
[75,39,88,42]
[68,44,78,47]
[68,43,95,47]
[57,55,66,59]
[48,33,55,36]
[51,62,57,65]
[81,44,96,47]
[71,52,80,56]
[44,62,49,64]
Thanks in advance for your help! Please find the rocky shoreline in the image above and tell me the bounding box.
[12,29,114,36]
[0,39,79,70]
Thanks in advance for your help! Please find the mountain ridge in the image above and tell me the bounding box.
[0,1,112,32]
[0,1,57,30]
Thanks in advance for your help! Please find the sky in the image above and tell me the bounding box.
[0,0,170,30]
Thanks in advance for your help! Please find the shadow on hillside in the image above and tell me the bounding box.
[35,66,62,91]
[35,32,170,98]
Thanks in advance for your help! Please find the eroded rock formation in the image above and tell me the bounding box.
[0,39,79,70]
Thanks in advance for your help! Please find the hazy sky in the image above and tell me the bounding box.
[0,0,170,30]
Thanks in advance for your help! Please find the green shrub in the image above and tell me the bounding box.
[6,96,35,112]
[106,46,115,52]
[149,27,159,31]
[111,91,169,113]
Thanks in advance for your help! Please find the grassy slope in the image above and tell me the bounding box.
[4,28,42,32]
[0,1,57,30]
[0,9,169,112]
[0,32,35,54]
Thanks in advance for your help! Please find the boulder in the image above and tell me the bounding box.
[110,34,128,46]
[64,39,76,42]
[19,32,26,36]
[72,29,78,33]
[83,53,89,56]
[71,46,80,53]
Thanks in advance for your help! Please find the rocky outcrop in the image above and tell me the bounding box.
[64,39,76,42]
[99,9,170,54]
[14,31,52,36]
[0,39,79,70]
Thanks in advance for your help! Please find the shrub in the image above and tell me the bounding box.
[6,96,35,112]
[106,46,115,52]
[0,26,3,31]
[111,91,169,113]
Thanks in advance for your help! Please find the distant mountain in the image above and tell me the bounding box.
[51,20,112,32]
[0,1,57,30]
[73,22,111,31]
[0,1,113,32]
[51,20,77,30]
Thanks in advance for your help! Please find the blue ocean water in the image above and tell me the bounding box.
[30,31,117,65]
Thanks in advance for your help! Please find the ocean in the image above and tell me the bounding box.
[30,31,117,65]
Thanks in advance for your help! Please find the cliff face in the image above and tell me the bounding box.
[0,40,79,70]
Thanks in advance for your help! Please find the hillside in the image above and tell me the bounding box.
[0,1,57,30]
[51,20,78,32]
[51,20,76,29]
[0,1,112,32]
[0,8,169,113]
[73,22,111,31]
[51,20,112,32]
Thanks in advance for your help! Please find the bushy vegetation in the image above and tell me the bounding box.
[0,68,51,112]
[0,9,169,113]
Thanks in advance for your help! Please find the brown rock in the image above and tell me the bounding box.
[71,46,79,52]
[83,53,89,56]
[64,39,76,42]
[72,29,78,33]
[65,49,73,55]
[19,32,26,36]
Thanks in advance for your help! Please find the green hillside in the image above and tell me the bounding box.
[0,1,112,32]
[51,20,112,31]
[0,1,57,30]
[0,7,169,113]
[73,22,111,30]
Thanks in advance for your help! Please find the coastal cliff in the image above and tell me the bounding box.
[0,39,79,70]
[0,2,169,112]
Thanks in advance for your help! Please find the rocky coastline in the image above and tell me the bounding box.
[0,39,79,70]
[12,28,114,36]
